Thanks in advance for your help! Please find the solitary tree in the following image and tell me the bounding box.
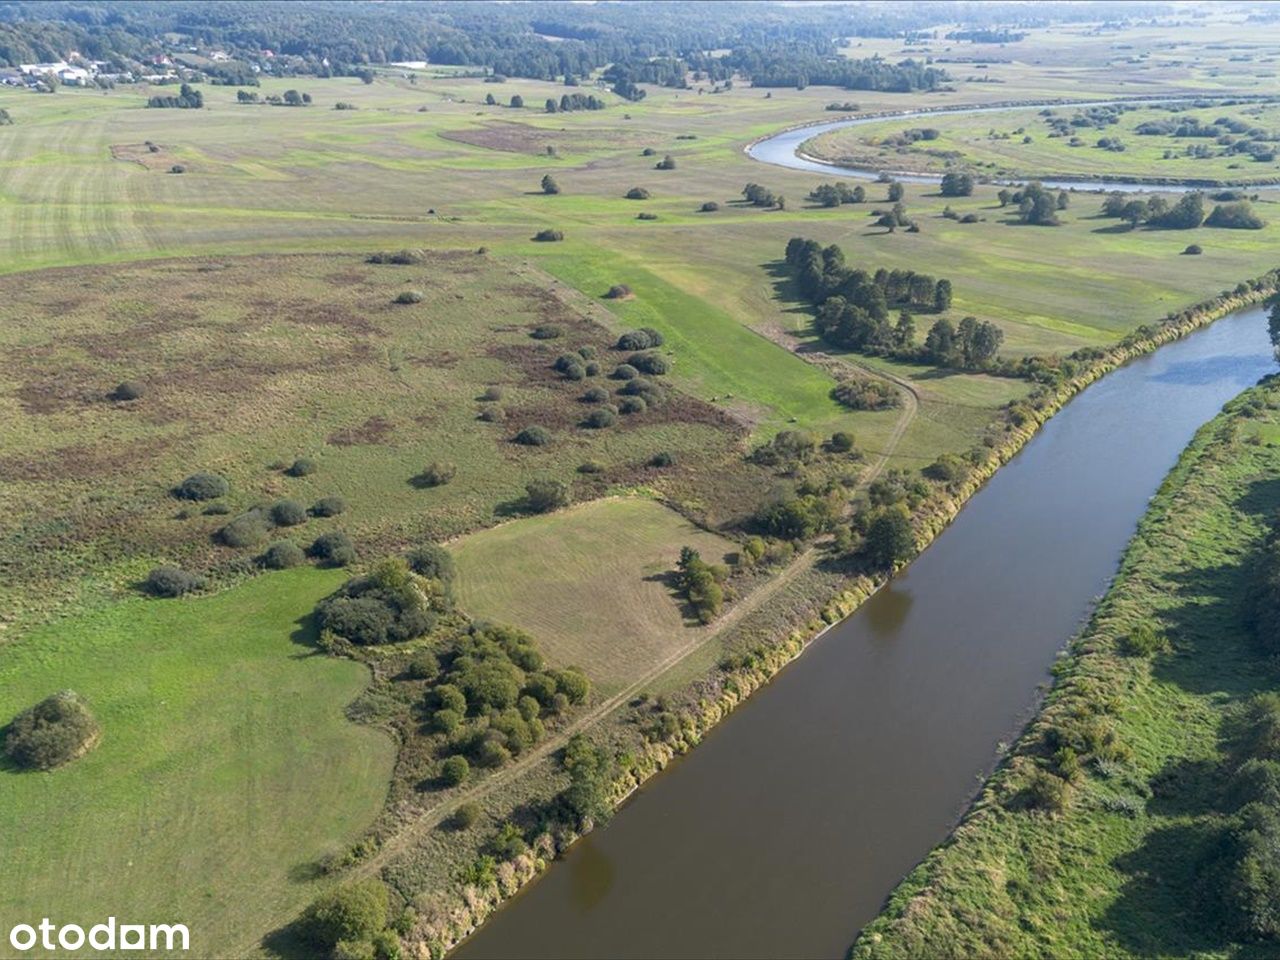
[887,182,905,202]
[541,174,560,195]
[864,505,914,569]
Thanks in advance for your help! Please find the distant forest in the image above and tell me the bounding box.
[0,1,1171,91]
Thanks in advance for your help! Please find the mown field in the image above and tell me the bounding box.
[453,497,739,694]
[855,381,1280,959]
[0,567,393,959]
[806,100,1280,184]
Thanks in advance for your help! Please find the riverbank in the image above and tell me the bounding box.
[852,374,1280,958]
[428,280,1280,958]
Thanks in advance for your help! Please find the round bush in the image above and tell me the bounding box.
[617,330,652,351]
[700,201,720,212]
[577,345,597,361]
[532,229,564,242]
[434,684,467,714]
[310,530,357,566]
[619,395,647,414]
[144,565,205,597]
[628,351,670,375]
[111,381,144,401]
[433,709,463,734]
[407,650,440,681]
[605,284,632,299]
[1184,243,1203,255]
[407,543,455,582]
[453,801,482,830]
[625,187,651,200]
[561,360,586,381]
[482,385,504,401]
[417,461,457,487]
[311,495,347,517]
[830,431,856,452]
[583,407,617,429]
[287,457,318,477]
[261,540,306,569]
[174,471,229,501]
[218,512,270,548]
[478,407,504,423]
[3,691,100,770]
[649,451,676,468]
[578,460,605,474]
[530,324,562,340]
[636,212,658,221]
[394,290,424,304]
[170,164,185,174]
[612,363,639,381]
[582,386,610,403]
[442,757,473,788]
[514,426,552,446]
[641,147,656,156]
[271,499,308,527]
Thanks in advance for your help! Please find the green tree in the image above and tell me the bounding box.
[864,505,914,569]
[561,733,614,826]
[302,878,389,950]
[540,174,560,195]
[933,278,952,312]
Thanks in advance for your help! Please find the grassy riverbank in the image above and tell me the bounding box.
[853,377,1280,958]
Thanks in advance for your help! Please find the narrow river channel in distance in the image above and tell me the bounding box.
[455,304,1275,959]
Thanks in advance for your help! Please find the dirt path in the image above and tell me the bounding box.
[332,542,819,897]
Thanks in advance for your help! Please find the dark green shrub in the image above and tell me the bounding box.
[636,212,658,221]
[174,472,229,501]
[628,352,670,375]
[287,457,318,477]
[170,164,185,174]
[1024,766,1072,813]
[578,460,605,474]
[407,650,440,681]
[540,174,560,195]
[583,407,617,429]
[302,878,389,952]
[478,407,504,422]
[478,739,513,767]
[3,691,100,770]
[394,290,424,304]
[440,755,470,786]
[612,363,639,380]
[514,426,552,446]
[367,249,425,265]
[582,386,609,403]
[700,201,720,212]
[641,147,656,156]
[656,154,676,170]
[649,451,675,467]
[311,495,347,517]
[1184,244,1203,255]
[481,385,504,401]
[111,381,144,401]
[271,499,308,527]
[1224,802,1280,938]
[1241,693,1280,762]
[625,187,651,200]
[832,378,901,410]
[924,453,970,483]
[864,506,914,569]
[530,324,563,340]
[416,461,457,487]
[144,566,205,597]
[525,479,570,513]
[552,667,591,704]
[434,684,467,714]
[605,284,632,299]
[1229,759,1280,810]
[218,511,270,548]
[532,229,564,242]
[407,544,455,583]
[319,596,395,645]
[261,541,305,569]
[310,531,357,566]
[617,328,664,351]
[619,396,646,414]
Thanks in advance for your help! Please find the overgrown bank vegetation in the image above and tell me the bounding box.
[855,374,1280,958]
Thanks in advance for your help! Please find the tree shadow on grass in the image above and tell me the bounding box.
[1097,818,1230,957]
[261,923,316,960]
[288,610,326,659]
[643,568,704,625]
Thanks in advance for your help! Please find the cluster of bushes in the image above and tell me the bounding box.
[317,557,441,647]
[832,376,901,411]
[422,623,590,775]
[1101,190,1261,231]
[676,546,728,623]
[215,495,341,550]
[939,171,975,197]
[3,691,100,770]
[616,327,664,351]
[553,347,602,381]
[999,182,1069,226]
[147,83,202,109]
[655,154,676,170]
[807,181,865,207]
[144,565,206,597]
[545,92,605,112]
[523,479,571,513]
[741,182,782,208]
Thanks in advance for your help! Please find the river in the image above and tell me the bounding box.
[455,303,1275,959]
[745,98,1247,192]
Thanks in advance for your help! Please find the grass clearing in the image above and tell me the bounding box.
[0,566,393,959]
[452,497,739,694]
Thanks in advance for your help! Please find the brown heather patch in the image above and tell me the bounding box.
[328,414,397,447]
[0,435,175,482]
